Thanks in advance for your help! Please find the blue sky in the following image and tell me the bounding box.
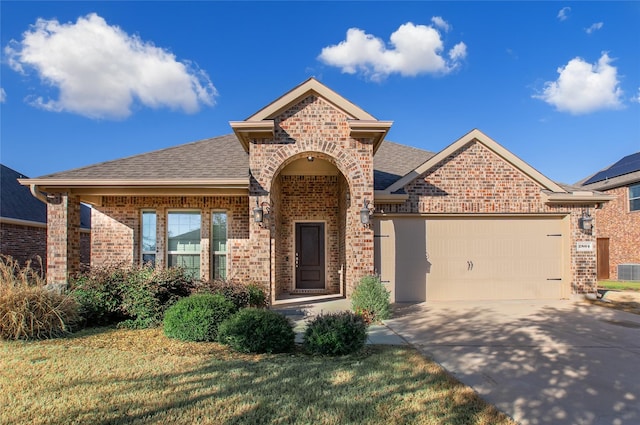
[1,1,639,185]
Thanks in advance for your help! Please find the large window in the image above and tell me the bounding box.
[141,211,156,266]
[631,184,640,212]
[167,211,201,277]
[212,212,228,280]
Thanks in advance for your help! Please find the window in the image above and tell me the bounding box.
[167,211,201,277]
[212,212,228,280]
[141,211,156,266]
[630,184,640,212]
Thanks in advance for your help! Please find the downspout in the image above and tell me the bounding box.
[30,184,48,204]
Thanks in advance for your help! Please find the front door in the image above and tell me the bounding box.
[295,222,325,289]
[597,238,610,280]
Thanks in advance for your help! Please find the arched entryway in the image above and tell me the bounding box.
[269,153,350,299]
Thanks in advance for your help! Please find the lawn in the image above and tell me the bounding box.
[1,327,515,425]
[598,280,640,292]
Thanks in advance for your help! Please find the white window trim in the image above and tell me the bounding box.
[211,210,229,281]
[141,210,157,265]
[630,183,640,212]
[166,210,202,276]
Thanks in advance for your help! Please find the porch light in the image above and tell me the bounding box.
[253,200,264,224]
[580,209,593,231]
[360,199,372,227]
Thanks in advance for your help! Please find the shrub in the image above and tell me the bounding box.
[70,265,195,328]
[302,311,368,356]
[193,279,267,309]
[351,275,391,324]
[0,255,79,340]
[218,308,295,353]
[163,293,236,342]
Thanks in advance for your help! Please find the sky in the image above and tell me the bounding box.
[1,1,639,186]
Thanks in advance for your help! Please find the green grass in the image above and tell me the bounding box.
[1,327,515,425]
[598,280,640,291]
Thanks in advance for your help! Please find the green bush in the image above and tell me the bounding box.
[351,275,391,324]
[302,311,368,356]
[163,293,236,342]
[70,265,195,328]
[193,279,267,309]
[218,308,295,353]
[0,256,79,340]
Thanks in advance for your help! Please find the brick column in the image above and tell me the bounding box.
[47,193,81,285]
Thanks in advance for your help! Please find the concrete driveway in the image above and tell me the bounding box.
[385,299,640,425]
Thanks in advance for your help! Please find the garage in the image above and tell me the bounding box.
[374,216,569,302]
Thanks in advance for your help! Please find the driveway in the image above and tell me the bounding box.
[385,299,640,425]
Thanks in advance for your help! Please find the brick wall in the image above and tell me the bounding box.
[47,193,81,284]
[1,221,90,276]
[596,185,640,279]
[92,196,250,281]
[0,222,47,270]
[248,94,375,298]
[376,141,598,294]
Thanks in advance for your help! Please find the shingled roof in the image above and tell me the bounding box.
[1,164,90,228]
[374,140,435,190]
[36,134,249,181]
[27,133,433,191]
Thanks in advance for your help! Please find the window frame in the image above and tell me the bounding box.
[166,210,202,278]
[630,183,640,212]
[141,210,157,266]
[211,210,228,281]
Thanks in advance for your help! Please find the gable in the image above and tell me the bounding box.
[386,129,566,195]
[230,78,392,153]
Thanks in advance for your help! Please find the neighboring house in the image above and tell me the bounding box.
[578,153,640,281]
[1,164,91,271]
[19,78,612,302]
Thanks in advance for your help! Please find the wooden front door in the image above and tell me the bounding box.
[295,222,325,289]
[597,238,610,280]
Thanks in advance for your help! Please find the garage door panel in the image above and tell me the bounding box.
[426,218,563,300]
[374,216,565,302]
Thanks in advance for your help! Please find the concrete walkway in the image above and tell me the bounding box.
[385,299,640,425]
[273,297,407,345]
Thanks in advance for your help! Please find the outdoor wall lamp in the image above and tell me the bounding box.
[580,209,593,232]
[254,199,271,227]
[360,199,373,228]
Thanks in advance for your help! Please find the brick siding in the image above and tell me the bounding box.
[595,185,640,279]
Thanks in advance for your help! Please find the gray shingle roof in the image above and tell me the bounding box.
[37,134,249,181]
[1,164,90,227]
[374,140,435,190]
[1,164,46,223]
[31,133,432,191]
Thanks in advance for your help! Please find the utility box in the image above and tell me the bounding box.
[618,264,640,281]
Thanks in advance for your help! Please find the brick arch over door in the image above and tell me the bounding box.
[256,144,370,199]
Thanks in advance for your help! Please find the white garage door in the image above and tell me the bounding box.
[374,216,566,302]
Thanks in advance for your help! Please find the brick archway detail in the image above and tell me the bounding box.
[259,144,366,197]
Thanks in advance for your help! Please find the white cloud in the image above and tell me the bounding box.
[431,16,450,32]
[533,53,623,115]
[4,13,217,119]
[585,22,604,34]
[318,21,467,81]
[631,87,640,104]
[557,7,571,21]
[0,88,6,103]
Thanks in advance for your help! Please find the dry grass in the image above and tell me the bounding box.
[1,327,516,425]
[0,255,79,340]
[586,290,640,315]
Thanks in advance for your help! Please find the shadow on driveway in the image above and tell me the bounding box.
[386,299,640,425]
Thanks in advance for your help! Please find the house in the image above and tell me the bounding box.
[19,78,612,303]
[1,164,91,271]
[578,153,640,281]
